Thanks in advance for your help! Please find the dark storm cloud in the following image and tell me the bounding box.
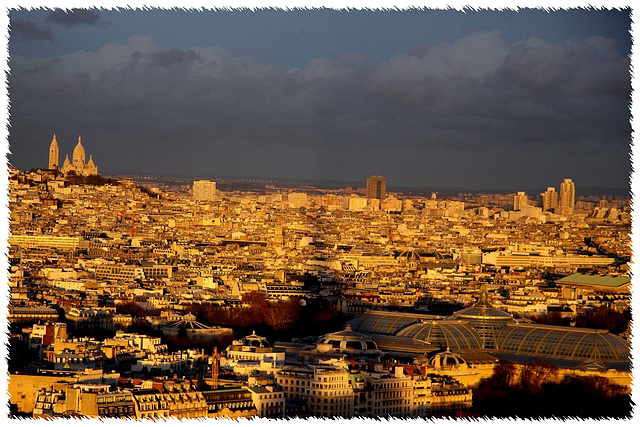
[46,9,103,27]
[10,20,53,41]
[7,29,631,188]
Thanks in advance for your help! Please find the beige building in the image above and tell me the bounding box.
[559,178,575,215]
[541,187,559,212]
[193,179,217,201]
[513,191,529,210]
[276,366,355,418]
[52,135,99,176]
[248,385,286,418]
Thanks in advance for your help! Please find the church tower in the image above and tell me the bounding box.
[49,134,59,169]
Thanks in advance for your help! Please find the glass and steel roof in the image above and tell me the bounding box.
[348,311,442,335]
[395,320,483,351]
[496,323,630,362]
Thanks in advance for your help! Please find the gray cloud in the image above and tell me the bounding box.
[46,9,103,27]
[7,30,631,189]
[10,20,53,41]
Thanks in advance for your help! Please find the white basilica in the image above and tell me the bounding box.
[49,134,98,176]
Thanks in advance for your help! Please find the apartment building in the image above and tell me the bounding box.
[276,366,355,418]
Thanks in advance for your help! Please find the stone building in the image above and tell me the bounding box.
[49,134,98,176]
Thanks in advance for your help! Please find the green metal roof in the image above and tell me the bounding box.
[556,273,630,288]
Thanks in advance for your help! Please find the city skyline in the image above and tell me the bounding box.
[5,5,632,191]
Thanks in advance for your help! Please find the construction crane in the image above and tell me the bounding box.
[211,347,220,390]
[113,211,141,238]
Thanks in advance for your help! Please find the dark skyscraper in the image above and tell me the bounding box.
[366,176,386,201]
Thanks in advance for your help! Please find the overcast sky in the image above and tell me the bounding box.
[5,6,632,191]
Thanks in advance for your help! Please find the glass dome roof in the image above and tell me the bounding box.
[395,320,483,351]
[448,283,515,350]
[348,311,443,335]
[496,323,630,362]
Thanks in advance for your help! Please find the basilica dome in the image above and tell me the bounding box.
[72,137,86,164]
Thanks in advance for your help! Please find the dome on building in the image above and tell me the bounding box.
[348,310,443,336]
[395,320,483,351]
[449,283,515,350]
[397,250,421,262]
[427,349,469,370]
[319,325,379,352]
[240,331,271,348]
[72,136,86,164]
[496,323,630,362]
[56,134,100,177]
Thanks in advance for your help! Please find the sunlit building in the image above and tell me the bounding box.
[276,365,355,418]
[193,179,217,201]
[348,304,631,387]
[559,178,575,215]
[541,187,559,212]
[54,135,99,176]
[513,191,529,210]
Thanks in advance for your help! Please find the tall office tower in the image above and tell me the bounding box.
[541,187,559,212]
[366,176,387,201]
[49,135,59,169]
[559,178,575,215]
[192,180,217,201]
[513,191,529,211]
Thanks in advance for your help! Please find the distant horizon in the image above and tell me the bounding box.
[105,171,631,197]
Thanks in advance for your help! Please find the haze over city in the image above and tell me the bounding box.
[6,6,632,191]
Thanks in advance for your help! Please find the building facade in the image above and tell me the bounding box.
[559,178,575,215]
[51,135,99,176]
[366,176,387,201]
[193,180,217,201]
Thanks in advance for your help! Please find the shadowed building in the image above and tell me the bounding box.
[366,176,386,201]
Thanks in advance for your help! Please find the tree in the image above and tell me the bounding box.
[491,360,517,388]
[265,299,301,331]
[117,301,148,318]
[518,360,558,393]
[575,306,631,334]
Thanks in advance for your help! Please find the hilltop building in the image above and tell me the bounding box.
[49,135,98,176]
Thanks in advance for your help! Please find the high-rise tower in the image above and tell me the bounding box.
[49,135,59,170]
[541,187,559,212]
[366,176,386,201]
[514,192,529,211]
[559,179,575,215]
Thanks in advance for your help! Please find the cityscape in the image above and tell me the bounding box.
[3,6,634,423]
[3,136,633,420]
